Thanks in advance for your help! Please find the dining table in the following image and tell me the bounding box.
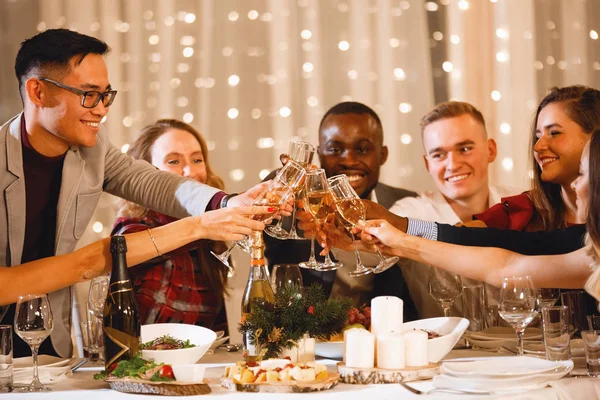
[5,348,600,400]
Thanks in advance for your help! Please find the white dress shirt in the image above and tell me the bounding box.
[388,185,520,319]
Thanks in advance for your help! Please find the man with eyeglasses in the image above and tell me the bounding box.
[0,29,259,358]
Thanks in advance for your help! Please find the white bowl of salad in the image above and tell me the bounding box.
[141,323,217,365]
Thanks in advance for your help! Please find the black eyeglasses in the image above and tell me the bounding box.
[38,77,117,109]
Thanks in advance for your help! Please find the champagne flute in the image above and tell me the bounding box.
[498,276,537,356]
[266,140,315,240]
[336,211,372,277]
[428,268,463,317]
[299,169,342,271]
[14,294,53,392]
[212,160,307,269]
[327,175,399,273]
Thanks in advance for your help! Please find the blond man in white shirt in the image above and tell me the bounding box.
[389,101,521,319]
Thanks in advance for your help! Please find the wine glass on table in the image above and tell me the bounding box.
[211,159,307,270]
[266,140,315,240]
[270,264,304,294]
[14,294,53,392]
[327,174,399,274]
[299,169,342,271]
[498,276,537,356]
[428,268,463,317]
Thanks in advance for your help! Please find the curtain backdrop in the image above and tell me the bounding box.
[1,0,599,341]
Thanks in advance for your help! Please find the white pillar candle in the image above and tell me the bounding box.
[345,328,375,369]
[404,330,428,367]
[376,332,405,369]
[297,335,316,363]
[371,296,403,337]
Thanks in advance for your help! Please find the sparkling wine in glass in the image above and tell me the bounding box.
[14,294,53,392]
[428,268,463,317]
[266,140,315,240]
[498,276,537,356]
[212,160,306,269]
[299,169,342,271]
[328,175,399,274]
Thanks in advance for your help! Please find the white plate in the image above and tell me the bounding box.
[466,327,542,341]
[441,356,570,378]
[315,341,343,359]
[14,355,71,369]
[434,360,572,392]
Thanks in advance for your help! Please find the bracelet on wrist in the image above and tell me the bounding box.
[220,193,239,209]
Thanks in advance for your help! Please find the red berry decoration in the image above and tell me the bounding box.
[307,305,315,315]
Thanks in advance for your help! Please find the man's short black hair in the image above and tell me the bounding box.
[318,101,384,141]
[15,28,110,100]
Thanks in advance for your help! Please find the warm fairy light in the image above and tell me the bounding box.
[432,31,443,41]
[183,113,193,123]
[389,38,400,48]
[400,134,412,144]
[164,16,175,26]
[347,70,358,80]
[251,109,262,119]
[307,96,318,107]
[458,0,469,10]
[591,30,599,40]
[502,157,513,171]
[92,222,104,233]
[184,13,196,23]
[177,97,188,107]
[230,169,245,182]
[228,75,240,87]
[180,36,195,46]
[183,47,194,57]
[279,107,291,118]
[302,62,314,72]
[121,144,130,153]
[228,108,239,119]
[424,2,438,11]
[393,68,406,80]
[122,116,133,127]
[496,28,509,39]
[442,61,453,72]
[149,35,159,45]
[500,123,511,134]
[496,51,509,62]
[338,41,350,51]
[259,169,270,180]
[491,90,502,101]
[248,10,259,20]
[534,61,543,70]
[450,35,460,44]
[399,103,412,113]
[228,11,239,21]
[256,138,275,149]
[301,29,312,40]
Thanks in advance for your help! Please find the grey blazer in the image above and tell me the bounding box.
[0,113,222,357]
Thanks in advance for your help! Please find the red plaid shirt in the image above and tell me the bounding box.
[112,211,227,331]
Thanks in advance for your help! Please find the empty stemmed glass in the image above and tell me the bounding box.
[299,169,342,271]
[266,140,315,240]
[211,159,307,270]
[88,275,109,318]
[270,264,304,294]
[498,276,537,356]
[428,268,463,317]
[327,175,399,273]
[536,288,560,311]
[14,294,53,392]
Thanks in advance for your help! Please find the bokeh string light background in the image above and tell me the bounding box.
[0,0,599,243]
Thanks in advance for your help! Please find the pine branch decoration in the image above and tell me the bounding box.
[239,283,352,358]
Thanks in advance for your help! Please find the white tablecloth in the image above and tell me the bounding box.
[5,349,600,400]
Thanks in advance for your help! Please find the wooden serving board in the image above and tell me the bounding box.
[107,378,211,396]
[220,373,340,393]
[337,362,439,384]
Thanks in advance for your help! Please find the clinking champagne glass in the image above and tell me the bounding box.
[265,140,315,240]
[299,169,342,271]
[14,294,54,392]
[211,159,307,270]
[327,175,399,274]
[428,268,463,317]
[498,276,537,356]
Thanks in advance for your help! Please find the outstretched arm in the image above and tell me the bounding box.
[0,205,271,305]
[359,220,592,289]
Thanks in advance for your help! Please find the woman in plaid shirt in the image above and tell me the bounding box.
[112,119,230,332]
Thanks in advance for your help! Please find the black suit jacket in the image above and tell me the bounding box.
[264,182,420,321]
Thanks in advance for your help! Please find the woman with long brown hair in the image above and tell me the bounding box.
[476,85,600,231]
[113,119,231,331]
